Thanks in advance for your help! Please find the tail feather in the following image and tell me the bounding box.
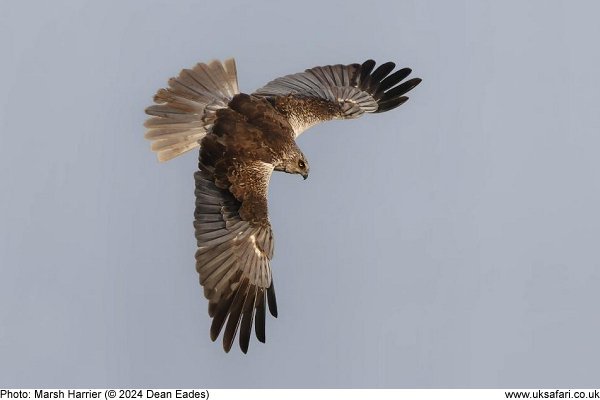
[145,58,240,162]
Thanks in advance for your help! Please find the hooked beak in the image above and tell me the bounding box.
[302,172,309,180]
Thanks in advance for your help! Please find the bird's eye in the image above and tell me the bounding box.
[298,160,305,169]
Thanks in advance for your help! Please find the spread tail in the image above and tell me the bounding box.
[144,58,239,162]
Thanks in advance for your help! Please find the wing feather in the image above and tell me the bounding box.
[253,59,421,137]
[239,286,258,353]
[254,288,266,343]
[194,161,276,354]
[223,278,250,352]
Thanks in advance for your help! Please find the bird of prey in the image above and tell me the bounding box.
[144,58,421,353]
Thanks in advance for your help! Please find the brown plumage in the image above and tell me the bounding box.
[145,58,422,353]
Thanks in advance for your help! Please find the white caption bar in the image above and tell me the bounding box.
[1,389,599,400]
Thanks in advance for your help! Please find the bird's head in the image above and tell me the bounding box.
[279,150,309,180]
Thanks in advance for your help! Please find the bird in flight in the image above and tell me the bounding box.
[145,58,421,353]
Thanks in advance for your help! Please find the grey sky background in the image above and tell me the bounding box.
[1,0,599,388]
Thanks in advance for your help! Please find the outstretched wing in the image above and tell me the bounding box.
[253,60,421,136]
[194,160,277,353]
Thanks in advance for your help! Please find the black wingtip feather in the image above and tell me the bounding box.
[210,294,235,342]
[361,60,376,75]
[370,62,396,83]
[381,78,422,103]
[222,280,249,353]
[238,286,257,354]
[255,289,266,343]
[208,302,217,318]
[375,68,413,98]
[375,96,409,113]
[358,61,421,113]
[359,60,376,88]
[266,282,278,318]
